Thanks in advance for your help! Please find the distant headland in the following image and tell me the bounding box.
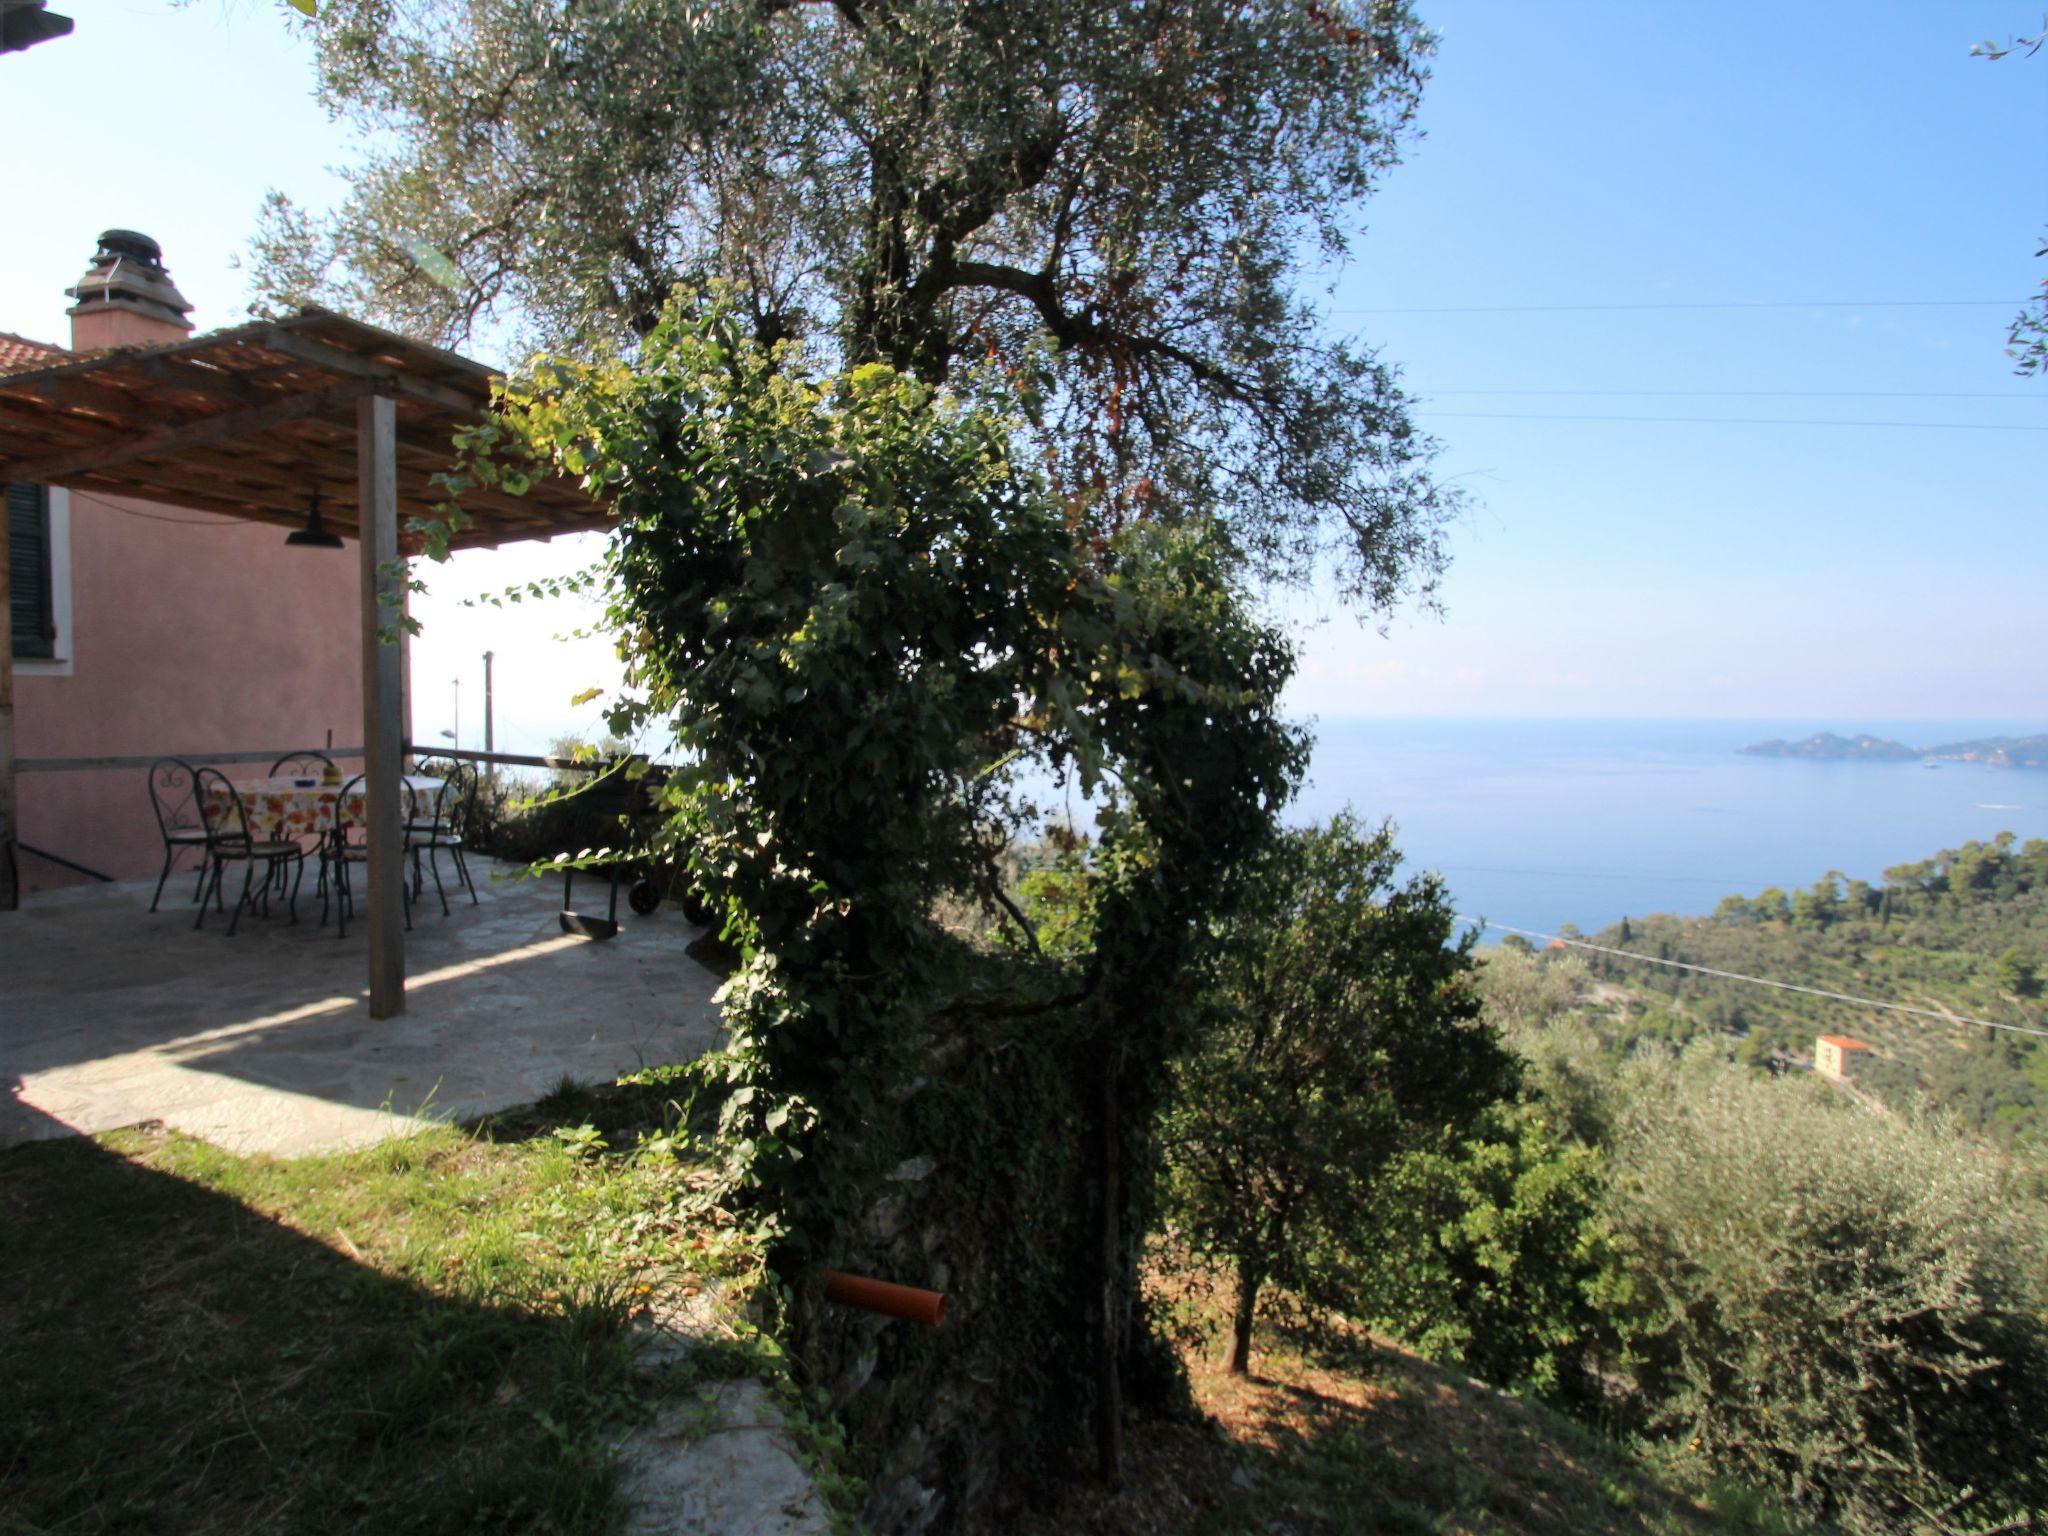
[1739,730,2048,768]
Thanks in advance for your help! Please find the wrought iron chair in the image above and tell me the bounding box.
[269,750,337,779]
[145,758,213,913]
[191,767,306,935]
[321,773,414,940]
[267,751,340,904]
[269,749,341,889]
[406,755,481,915]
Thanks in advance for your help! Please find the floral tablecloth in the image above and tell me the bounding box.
[202,774,448,842]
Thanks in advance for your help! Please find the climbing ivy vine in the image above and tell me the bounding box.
[434,289,1303,1484]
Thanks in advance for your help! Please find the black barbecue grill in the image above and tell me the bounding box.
[557,760,683,939]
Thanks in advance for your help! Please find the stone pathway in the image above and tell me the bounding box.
[617,1379,831,1536]
[617,1291,832,1535]
[0,861,726,1155]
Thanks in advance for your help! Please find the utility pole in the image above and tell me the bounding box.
[482,651,495,765]
[451,677,460,752]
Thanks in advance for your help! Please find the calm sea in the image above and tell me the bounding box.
[1291,718,2048,943]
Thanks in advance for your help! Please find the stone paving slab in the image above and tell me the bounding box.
[617,1380,831,1536]
[0,861,726,1156]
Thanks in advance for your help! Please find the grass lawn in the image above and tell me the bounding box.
[5,1094,1826,1536]
[0,1085,757,1536]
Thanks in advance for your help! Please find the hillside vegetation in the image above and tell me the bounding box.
[1016,1279,1812,1536]
[1553,834,2048,1158]
[1256,845,2048,1536]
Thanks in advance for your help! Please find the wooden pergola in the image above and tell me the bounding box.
[0,307,609,1017]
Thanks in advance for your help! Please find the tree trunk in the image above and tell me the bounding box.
[1227,1257,1262,1375]
[1094,1044,1123,1485]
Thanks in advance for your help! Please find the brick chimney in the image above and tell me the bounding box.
[66,230,194,349]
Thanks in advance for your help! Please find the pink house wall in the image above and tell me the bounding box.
[14,495,366,891]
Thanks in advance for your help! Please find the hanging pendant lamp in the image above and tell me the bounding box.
[285,487,344,549]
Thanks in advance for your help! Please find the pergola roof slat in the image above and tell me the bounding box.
[0,306,606,552]
[12,380,375,483]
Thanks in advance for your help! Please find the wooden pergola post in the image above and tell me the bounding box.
[0,498,16,913]
[357,394,405,1017]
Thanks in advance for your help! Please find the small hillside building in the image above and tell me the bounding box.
[1814,1035,1873,1081]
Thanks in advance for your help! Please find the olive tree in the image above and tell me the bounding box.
[261,0,1459,607]
[1602,1047,2048,1531]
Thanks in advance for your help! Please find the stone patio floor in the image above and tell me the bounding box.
[0,859,727,1156]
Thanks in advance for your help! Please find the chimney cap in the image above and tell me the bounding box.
[96,229,164,265]
[67,228,194,332]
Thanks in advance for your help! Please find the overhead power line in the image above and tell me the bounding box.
[74,490,243,528]
[1418,387,2042,401]
[1334,299,2027,316]
[1459,916,2048,1042]
[1442,862,1760,888]
[1415,410,2048,432]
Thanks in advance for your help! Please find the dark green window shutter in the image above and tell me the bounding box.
[8,482,55,660]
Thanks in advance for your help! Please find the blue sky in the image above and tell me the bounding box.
[2,2,2042,746]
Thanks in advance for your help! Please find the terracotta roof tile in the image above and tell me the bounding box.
[1818,1035,1873,1051]
[0,331,66,374]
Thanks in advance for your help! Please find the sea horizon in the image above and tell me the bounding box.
[450,709,2048,945]
[1289,715,2048,943]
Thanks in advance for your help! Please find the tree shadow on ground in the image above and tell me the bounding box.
[0,1128,637,1536]
[1009,1331,1806,1536]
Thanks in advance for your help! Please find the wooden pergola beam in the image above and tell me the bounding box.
[32,413,550,538]
[139,353,273,404]
[262,329,480,416]
[0,393,130,455]
[22,370,154,416]
[9,381,374,484]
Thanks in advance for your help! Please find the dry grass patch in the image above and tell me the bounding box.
[1013,1270,1812,1536]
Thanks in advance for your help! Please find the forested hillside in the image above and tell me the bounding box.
[1330,868,2048,1535]
[1537,834,2048,1156]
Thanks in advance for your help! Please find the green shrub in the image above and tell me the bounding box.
[446,291,1305,1506]
[1351,1117,1622,1406]
[1475,945,1589,1032]
[1603,1047,2048,1532]
[465,767,632,871]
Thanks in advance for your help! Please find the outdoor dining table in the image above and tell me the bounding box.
[202,773,448,841]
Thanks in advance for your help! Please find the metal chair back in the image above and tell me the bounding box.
[146,758,204,840]
[334,774,414,848]
[410,755,478,835]
[270,750,336,778]
[192,766,255,848]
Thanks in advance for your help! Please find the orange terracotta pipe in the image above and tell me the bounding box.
[821,1269,948,1328]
